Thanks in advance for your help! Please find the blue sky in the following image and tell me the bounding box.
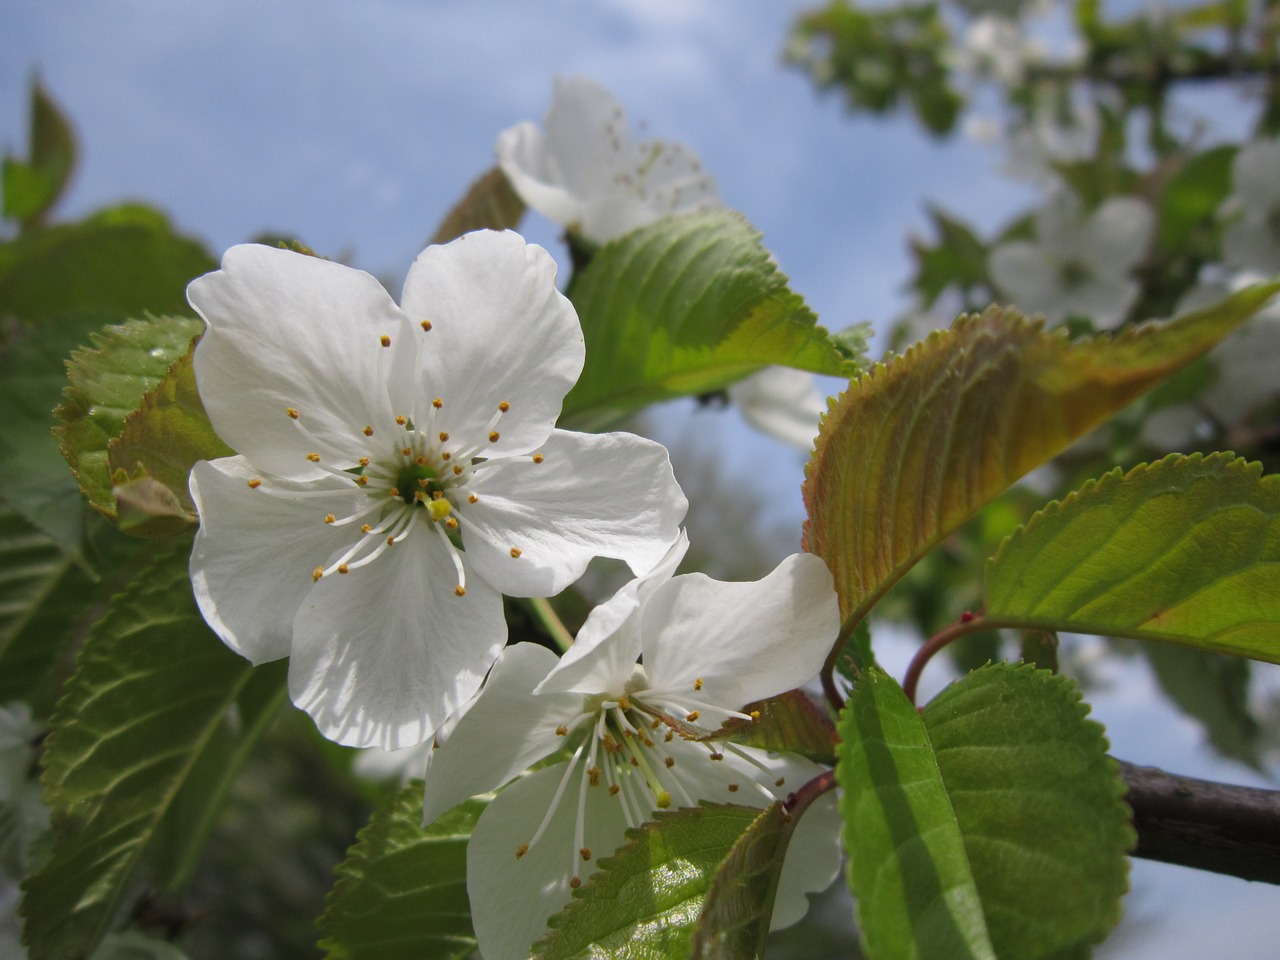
[4,3,1277,955]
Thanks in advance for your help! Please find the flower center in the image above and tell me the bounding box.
[1057,259,1092,292]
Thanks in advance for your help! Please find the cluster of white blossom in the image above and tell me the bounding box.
[187,78,844,959]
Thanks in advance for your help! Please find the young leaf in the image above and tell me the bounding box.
[561,210,854,428]
[984,453,1280,664]
[691,802,795,960]
[803,286,1280,630]
[706,689,838,765]
[318,785,482,960]
[428,166,526,246]
[0,204,214,325]
[837,667,997,960]
[20,543,258,960]
[923,663,1131,959]
[534,803,766,960]
[2,79,77,229]
[55,315,205,522]
[1156,145,1236,254]
[106,347,233,536]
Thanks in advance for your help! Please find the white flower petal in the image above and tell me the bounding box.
[773,790,842,928]
[727,367,827,450]
[535,531,689,696]
[188,244,415,479]
[496,121,585,228]
[399,231,584,457]
[641,553,839,711]
[989,242,1056,314]
[287,527,506,749]
[467,762,631,960]
[423,643,580,824]
[188,457,359,664]
[1232,138,1280,207]
[463,430,687,596]
[1084,197,1153,272]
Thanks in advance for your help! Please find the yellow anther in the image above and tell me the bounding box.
[685,710,699,722]
[468,494,479,503]
[438,431,449,442]
[608,784,620,796]
[388,486,400,498]
[312,567,324,582]
[454,585,466,597]
[709,751,724,761]
[445,517,458,530]
[247,478,262,489]
[515,844,528,860]
[379,335,391,347]
[324,514,336,524]
[356,476,369,486]
[386,535,395,545]
[488,431,500,443]
[337,563,350,575]
[532,454,544,464]
[510,547,522,558]
[306,452,321,462]
[420,319,433,331]
[363,425,374,436]
[665,757,675,768]
[664,730,674,742]
[402,447,413,457]
[432,397,443,409]
[618,696,631,711]
[414,490,427,503]
[418,478,429,488]
[693,678,703,691]
[655,791,671,809]
[750,710,761,721]
[587,768,600,786]
[775,777,786,787]
[453,465,464,475]
[361,524,372,533]
[569,877,581,889]
[416,455,428,465]
[498,401,510,412]
[555,724,568,736]
[286,407,300,419]
[728,783,739,793]
[441,451,452,461]
[579,847,592,861]
[431,490,443,499]
[358,457,370,467]
[395,415,407,425]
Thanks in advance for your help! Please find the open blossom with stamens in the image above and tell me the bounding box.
[186,230,687,750]
[422,537,842,960]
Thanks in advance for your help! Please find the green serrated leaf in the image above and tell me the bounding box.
[923,663,1131,959]
[911,207,989,308]
[20,542,257,959]
[0,205,214,325]
[429,166,526,246]
[0,312,125,559]
[318,785,482,960]
[562,211,852,428]
[985,452,1280,664]
[803,286,1280,632]
[55,315,205,521]
[534,803,765,960]
[107,345,232,536]
[2,79,76,229]
[691,803,794,960]
[707,690,837,765]
[1142,643,1260,767]
[837,667,997,960]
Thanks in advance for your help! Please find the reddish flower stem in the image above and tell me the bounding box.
[902,611,989,705]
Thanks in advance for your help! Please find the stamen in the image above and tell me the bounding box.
[489,431,500,443]
[523,739,587,853]
[694,678,703,691]
[420,319,432,331]
[363,425,374,436]
[510,547,522,558]
[286,407,300,419]
[533,454,544,464]
[324,514,336,524]
[380,335,391,347]
[431,523,467,596]
[306,453,321,463]
[247,478,262,489]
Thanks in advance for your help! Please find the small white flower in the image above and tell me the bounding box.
[1220,138,1280,274]
[989,191,1153,328]
[187,231,688,750]
[950,15,1045,86]
[496,75,720,247]
[1001,96,1099,185]
[726,366,829,450]
[422,538,842,960]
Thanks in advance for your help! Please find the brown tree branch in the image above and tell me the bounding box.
[1121,760,1280,884]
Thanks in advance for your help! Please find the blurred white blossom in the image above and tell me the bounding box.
[1220,137,1280,274]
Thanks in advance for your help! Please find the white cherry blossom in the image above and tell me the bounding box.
[496,75,720,246]
[422,539,842,960]
[1220,137,1280,274]
[989,191,1153,328]
[186,231,688,750]
[726,365,829,451]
